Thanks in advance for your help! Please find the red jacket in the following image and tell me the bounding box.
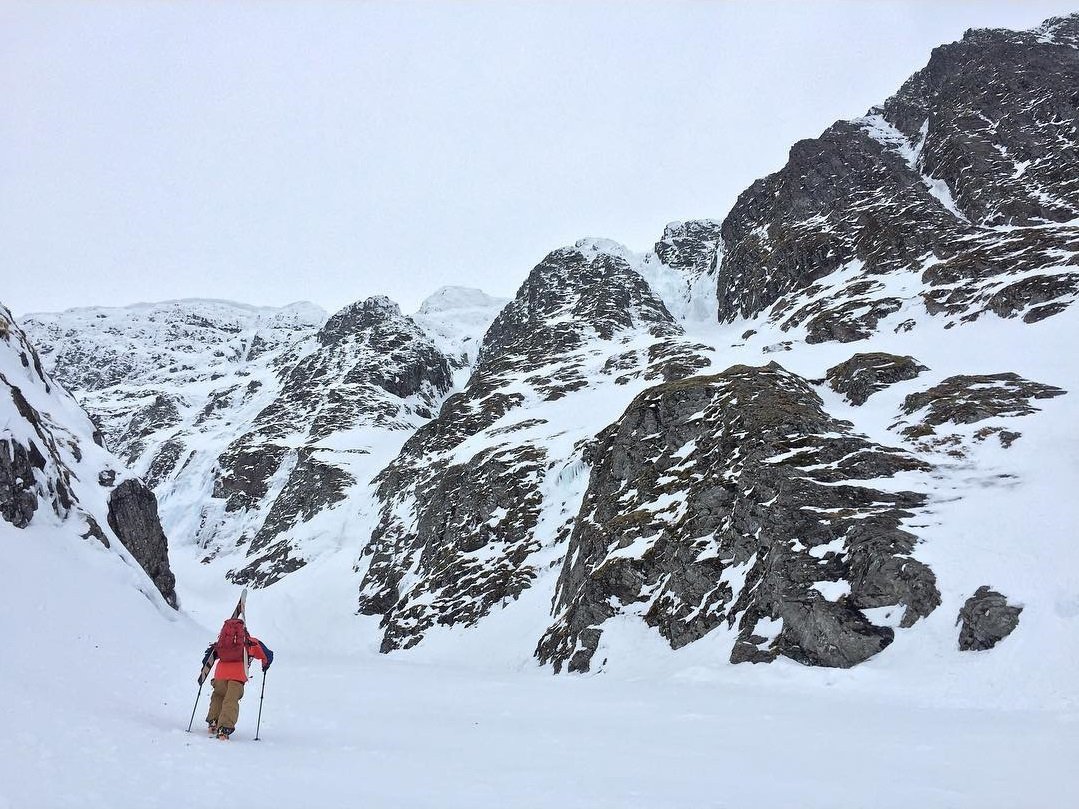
[210,636,272,684]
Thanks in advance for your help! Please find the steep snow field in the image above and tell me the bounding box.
[4,296,1078,808]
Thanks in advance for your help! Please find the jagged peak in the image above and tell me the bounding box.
[319,295,408,345]
[658,219,722,242]
[959,12,1079,48]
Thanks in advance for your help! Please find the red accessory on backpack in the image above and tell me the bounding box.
[216,618,249,663]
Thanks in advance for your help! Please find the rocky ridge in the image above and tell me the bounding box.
[719,15,1078,345]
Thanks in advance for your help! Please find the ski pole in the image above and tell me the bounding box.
[253,669,267,741]
[186,678,206,733]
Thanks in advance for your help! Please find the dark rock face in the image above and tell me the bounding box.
[882,16,1079,226]
[957,586,1022,650]
[899,373,1066,438]
[117,394,184,465]
[359,241,714,651]
[537,362,937,672]
[719,119,958,323]
[715,15,1079,339]
[654,220,723,279]
[0,436,42,528]
[228,448,356,587]
[143,438,186,488]
[106,480,179,608]
[0,380,77,525]
[827,353,929,405]
[213,444,290,514]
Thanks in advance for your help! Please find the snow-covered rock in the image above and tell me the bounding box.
[357,240,715,651]
[22,293,505,590]
[718,16,1079,341]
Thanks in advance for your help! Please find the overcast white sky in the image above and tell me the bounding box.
[2,1,1076,316]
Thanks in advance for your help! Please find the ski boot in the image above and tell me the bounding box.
[216,726,234,741]
[207,721,218,737]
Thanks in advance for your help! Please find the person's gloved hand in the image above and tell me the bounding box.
[262,663,270,673]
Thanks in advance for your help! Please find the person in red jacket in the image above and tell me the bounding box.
[198,624,273,740]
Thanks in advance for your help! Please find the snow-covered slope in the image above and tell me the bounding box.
[357,238,716,651]
[355,14,1079,673]
[0,302,178,608]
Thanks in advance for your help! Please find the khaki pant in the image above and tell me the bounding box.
[206,679,245,730]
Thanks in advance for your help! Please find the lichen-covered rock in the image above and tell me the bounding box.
[537,362,937,672]
[957,586,1022,650]
[827,353,929,405]
[106,479,179,608]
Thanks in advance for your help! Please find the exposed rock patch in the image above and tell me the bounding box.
[537,362,937,672]
[899,373,1065,436]
[359,241,714,651]
[0,436,43,528]
[827,353,929,405]
[957,586,1022,650]
[107,480,179,608]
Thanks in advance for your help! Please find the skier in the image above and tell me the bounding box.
[197,619,273,740]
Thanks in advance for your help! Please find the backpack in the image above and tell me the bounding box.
[216,618,249,663]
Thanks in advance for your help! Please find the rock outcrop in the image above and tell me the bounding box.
[900,373,1066,429]
[827,353,929,406]
[358,239,714,652]
[957,586,1022,650]
[537,362,936,672]
[107,480,179,608]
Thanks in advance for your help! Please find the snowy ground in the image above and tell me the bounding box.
[3,522,1078,809]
